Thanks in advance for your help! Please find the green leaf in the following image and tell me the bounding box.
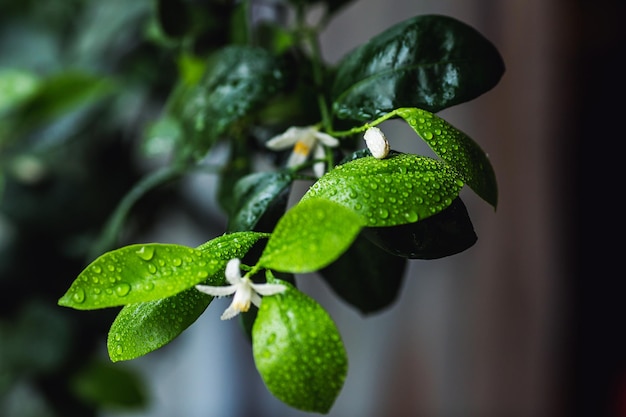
[141,115,182,158]
[181,45,289,151]
[0,69,40,114]
[58,244,222,310]
[217,138,253,215]
[331,14,505,120]
[363,196,477,259]
[303,153,463,227]
[259,198,364,273]
[107,288,212,362]
[70,360,147,409]
[106,232,269,361]
[320,233,407,314]
[227,171,293,232]
[397,107,498,207]
[252,279,347,413]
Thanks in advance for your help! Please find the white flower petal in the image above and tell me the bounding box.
[251,282,286,296]
[312,144,327,178]
[224,258,243,285]
[250,292,262,308]
[314,131,339,147]
[220,303,241,320]
[265,126,304,150]
[195,284,237,297]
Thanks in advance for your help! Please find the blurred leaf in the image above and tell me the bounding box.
[71,360,147,409]
[253,279,347,413]
[58,244,222,310]
[181,45,290,153]
[107,232,269,361]
[0,69,40,114]
[363,196,477,259]
[303,153,463,227]
[227,171,293,232]
[319,232,407,314]
[141,115,182,158]
[332,14,505,120]
[217,138,253,215]
[397,107,498,207]
[259,198,363,273]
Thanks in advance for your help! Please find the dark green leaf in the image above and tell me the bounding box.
[303,153,463,227]
[227,171,293,232]
[363,196,477,259]
[58,244,222,310]
[320,233,407,314]
[259,198,364,273]
[0,69,40,114]
[397,107,497,207]
[252,279,347,413]
[181,46,289,151]
[71,360,147,409]
[332,14,505,120]
[106,232,269,361]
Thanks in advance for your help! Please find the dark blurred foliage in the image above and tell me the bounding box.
[0,0,235,415]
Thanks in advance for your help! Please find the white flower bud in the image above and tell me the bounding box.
[363,127,390,159]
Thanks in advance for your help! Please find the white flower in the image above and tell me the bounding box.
[266,126,339,177]
[195,258,286,320]
[363,126,390,159]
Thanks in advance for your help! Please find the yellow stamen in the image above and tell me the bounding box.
[293,140,311,156]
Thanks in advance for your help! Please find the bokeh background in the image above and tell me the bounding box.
[0,0,622,416]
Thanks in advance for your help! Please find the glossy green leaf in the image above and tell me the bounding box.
[227,171,293,232]
[252,279,347,413]
[303,153,463,227]
[217,139,253,215]
[363,196,477,259]
[106,232,269,362]
[397,107,497,207]
[332,14,505,120]
[58,244,222,310]
[259,198,364,273]
[181,46,289,150]
[320,233,407,314]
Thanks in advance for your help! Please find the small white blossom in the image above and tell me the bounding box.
[195,258,286,320]
[363,126,390,159]
[266,126,339,177]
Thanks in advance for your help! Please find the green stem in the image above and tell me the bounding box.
[328,109,402,137]
[87,162,190,261]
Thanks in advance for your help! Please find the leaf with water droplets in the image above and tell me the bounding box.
[302,153,463,227]
[227,171,293,232]
[104,232,270,361]
[319,232,407,314]
[363,196,477,259]
[258,198,364,273]
[331,14,505,120]
[397,107,497,207]
[58,244,222,310]
[253,279,347,413]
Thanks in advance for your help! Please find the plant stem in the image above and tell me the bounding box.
[87,162,189,261]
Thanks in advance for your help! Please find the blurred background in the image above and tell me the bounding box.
[0,0,621,416]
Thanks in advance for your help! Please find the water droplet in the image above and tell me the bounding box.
[172,258,182,267]
[147,264,157,274]
[115,282,131,296]
[92,265,102,274]
[143,282,154,291]
[405,211,419,222]
[136,246,155,261]
[423,131,433,140]
[379,208,389,219]
[115,344,124,355]
[72,288,86,303]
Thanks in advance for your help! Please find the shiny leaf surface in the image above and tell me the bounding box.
[332,14,505,120]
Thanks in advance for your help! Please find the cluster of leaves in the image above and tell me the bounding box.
[4,0,504,414]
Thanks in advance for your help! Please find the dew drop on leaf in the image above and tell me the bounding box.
[72,288,86,304]
[135,246,155,261]
[115,282,131,297]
